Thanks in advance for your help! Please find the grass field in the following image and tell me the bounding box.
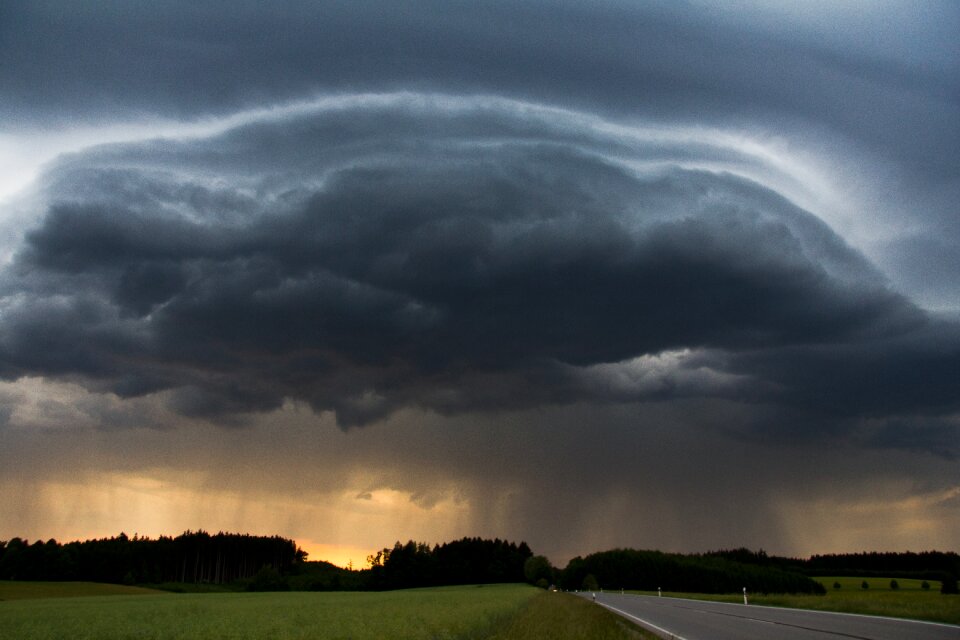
[0,581,165,601]
[490,591,654,640]
[0,583,654,640]
[628,576,960,626]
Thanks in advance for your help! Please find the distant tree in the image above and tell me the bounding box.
[889,579,899,590]
[833,581,841,590]
[559,548,823,595]
[382,540,435,589]
[0,538,26,580]
[921,581,930,590]
[861,580,869,590]
[582,574,599,591]
[247,565,289,591]
[367,549,389,568]
[941,578,959,595]
[524,555,554,586]
[805,551,960,578]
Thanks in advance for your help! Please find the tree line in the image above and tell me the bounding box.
[555,548,826,594]
[290,538,533,591]
[3,533,956,596]
[0,533,532,592]
[542,547,959,595]
[0,531,304,585]
[367,538,532,589]
[804,551,960,582]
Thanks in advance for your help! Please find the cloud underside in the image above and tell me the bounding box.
[0,98,957,455]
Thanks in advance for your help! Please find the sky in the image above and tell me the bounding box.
[0,1,958,569]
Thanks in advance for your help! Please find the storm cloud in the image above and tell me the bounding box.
[0,1,957,561]
[1,97,953,436]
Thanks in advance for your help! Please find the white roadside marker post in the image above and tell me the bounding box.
[743,587,748,605]
[658,587,662,597]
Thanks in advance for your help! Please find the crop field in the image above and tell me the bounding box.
[0,581,165,600]
[0,583,652,640]
[629,576,959,625]
[815,576,932,591]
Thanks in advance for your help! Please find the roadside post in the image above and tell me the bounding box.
[743,587,748,605]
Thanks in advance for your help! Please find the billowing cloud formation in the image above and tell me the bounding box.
[0,2,958,561]
[3,1,958,308]
[0,96,956,446]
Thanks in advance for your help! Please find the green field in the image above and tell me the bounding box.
[816,576,933,591]
[0,583,654,640]
[629,576,959,625]
[489,591,653,640]
[0,581,165,600]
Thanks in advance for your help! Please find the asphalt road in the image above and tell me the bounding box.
[577,592,960,640]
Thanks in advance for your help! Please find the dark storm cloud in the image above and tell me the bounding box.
[1,1,958,563]
[860,416,960,460]
[2,98,958,444]
[0,1,956,450]
[3,1,956,156]
[2,1,956,307]
[731,321,960,418]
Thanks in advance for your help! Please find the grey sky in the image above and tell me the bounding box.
[0,1,957,562]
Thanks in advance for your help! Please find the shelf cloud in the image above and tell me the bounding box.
[0,1,957,561]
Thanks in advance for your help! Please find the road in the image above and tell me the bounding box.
[576,592,960,640]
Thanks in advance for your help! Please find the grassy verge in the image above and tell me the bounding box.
[627,576,959,626]
[488,591,657,640]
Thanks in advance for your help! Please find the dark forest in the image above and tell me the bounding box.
[1,534,956,595]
